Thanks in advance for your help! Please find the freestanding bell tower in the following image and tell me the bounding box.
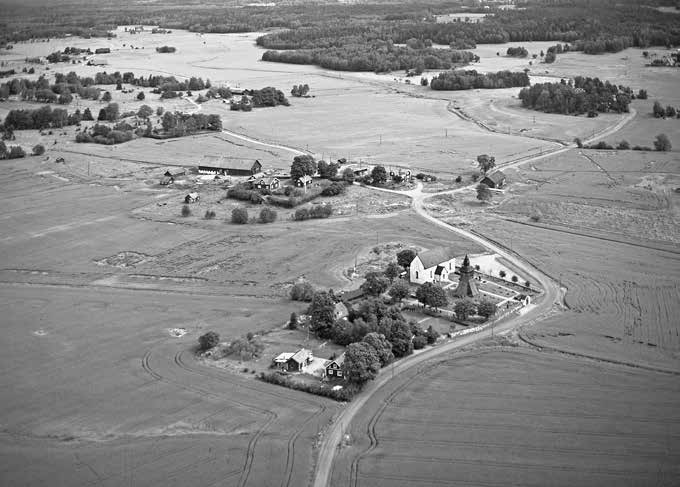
[453,255,479,298]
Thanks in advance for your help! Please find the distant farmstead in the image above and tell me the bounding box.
[480,170,507,189]
[409,247,457,284]
[199,157,262,176]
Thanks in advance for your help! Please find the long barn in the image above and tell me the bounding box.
[198,158,262,176]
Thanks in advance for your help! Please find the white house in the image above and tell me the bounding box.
[409,248,457,284]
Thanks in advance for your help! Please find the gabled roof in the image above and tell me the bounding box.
[483,170,506,185]
[202,157,260,171]
[434,265,446,276]
[334,302,348,317]
[326,352,345,368]
[417,248,455,269]
[257,177,279,185]
[297,175,312,182]
[274,352,295,363]
[289,348,312,364]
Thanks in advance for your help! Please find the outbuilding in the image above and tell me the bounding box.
[252,177,280,190]
[185,192,200,203]
[480,170,507,189]
[199,158,262,176]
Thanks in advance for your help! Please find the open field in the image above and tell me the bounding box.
[475,218,680,371]
[0,155,483,486]
[330,348,680,487]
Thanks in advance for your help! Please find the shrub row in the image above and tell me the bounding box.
[293,205,333,220]
[258,371,360,402]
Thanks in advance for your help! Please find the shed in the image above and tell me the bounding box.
[325,353,346,379]
[160,176,173,186]
[480,170,507,189]
[287,349,313,372]
[341,288,365,303]
[353,167,368,176]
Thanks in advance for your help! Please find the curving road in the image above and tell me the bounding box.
[312,106,638,487]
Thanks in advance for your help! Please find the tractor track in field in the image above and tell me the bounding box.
[172,350,330,487]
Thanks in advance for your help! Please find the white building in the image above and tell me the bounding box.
[409,248,457,284]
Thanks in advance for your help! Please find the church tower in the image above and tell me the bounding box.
[453,255,479,298]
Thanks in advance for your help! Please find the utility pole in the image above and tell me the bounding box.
[379,134,382,145]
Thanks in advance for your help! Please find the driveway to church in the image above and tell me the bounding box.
[313,181,563,487]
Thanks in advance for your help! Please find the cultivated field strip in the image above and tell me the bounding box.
[341,350,680,487]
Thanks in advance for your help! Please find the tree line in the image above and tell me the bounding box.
[518,76,634,115]
[430,69,529,91]
[262,41,476,73]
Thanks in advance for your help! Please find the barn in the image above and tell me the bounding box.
[198,158,262,176]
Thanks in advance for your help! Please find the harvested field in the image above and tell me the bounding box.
[331,349,680,487]
[475,218,680,371]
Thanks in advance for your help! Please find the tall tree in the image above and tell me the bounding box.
[342,342,381,384]
[384,262,401,282]
[371,165,387,185]
[396,249,416,270]
[388,280,410,303]
[362,332,394,366]
[454,299,476,321]
[477,154,496,174]
[476,183,492,203]
[360,271,390,297]
[309,291,336,338]
[290,154,317,179]
[415,282,448,309]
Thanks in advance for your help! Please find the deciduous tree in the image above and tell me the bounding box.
[360,271,390,296]
[454,299,476,321]
[415,282,448,309]
[477,299,497,319]
[396,249,416,270]
[362,332,394,366]
[342,342,381,384]
[476,183,492,203]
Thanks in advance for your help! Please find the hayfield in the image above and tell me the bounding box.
[331,349,680,487]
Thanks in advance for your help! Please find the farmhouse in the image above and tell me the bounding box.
[295,175,312,187]
[252,177,280,190]
[87,58,108,66]
[185,192,199,203]
[94,48,111,54]
[409,248,457,284]
[273,349,313,372]
[324,353,345,379]
[199,157,262,176]
[480,170,507,189]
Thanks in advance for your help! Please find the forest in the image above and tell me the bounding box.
[518,77,634,115]
[430,70,529,91]
[2,0,678,55]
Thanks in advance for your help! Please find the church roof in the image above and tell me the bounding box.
[417,248,455,269]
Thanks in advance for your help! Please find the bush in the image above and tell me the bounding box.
[413,335,427,350]
[654,133,672,152]
[204,209,216,219]
[616,140,630,150]
[499,270,507,278]
[290,281,314,301]
[32,144,45,156]
[181,205,191,217]
[574,137,583,148]
[232,207,249,224]
[258,371,360,401]
[321,181,346,196]
[455,175,462,183]
[512,275,519,282]
[294,208,310,221]
[259,207,277,223]
[198,331,220,351]
[288,312,298,329]
[225,335,265,361]
[7,146,26,159]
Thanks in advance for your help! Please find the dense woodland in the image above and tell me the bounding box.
[518,76,633,115]
[430,69,529,90]
[2,0,678,57]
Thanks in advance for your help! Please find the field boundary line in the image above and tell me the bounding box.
[517,332,680,376]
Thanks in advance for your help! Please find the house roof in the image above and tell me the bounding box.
[297,175,312,183]
[483,170,506,185]
[257,177,279,185]
[334,302,349,317]
[160,176,172,184]
[326,352,345,368]
[202,157,260,171]
[417,248,456,269]
[289,348,312,364]
[187,192,199,199]
[274,352,295,363]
